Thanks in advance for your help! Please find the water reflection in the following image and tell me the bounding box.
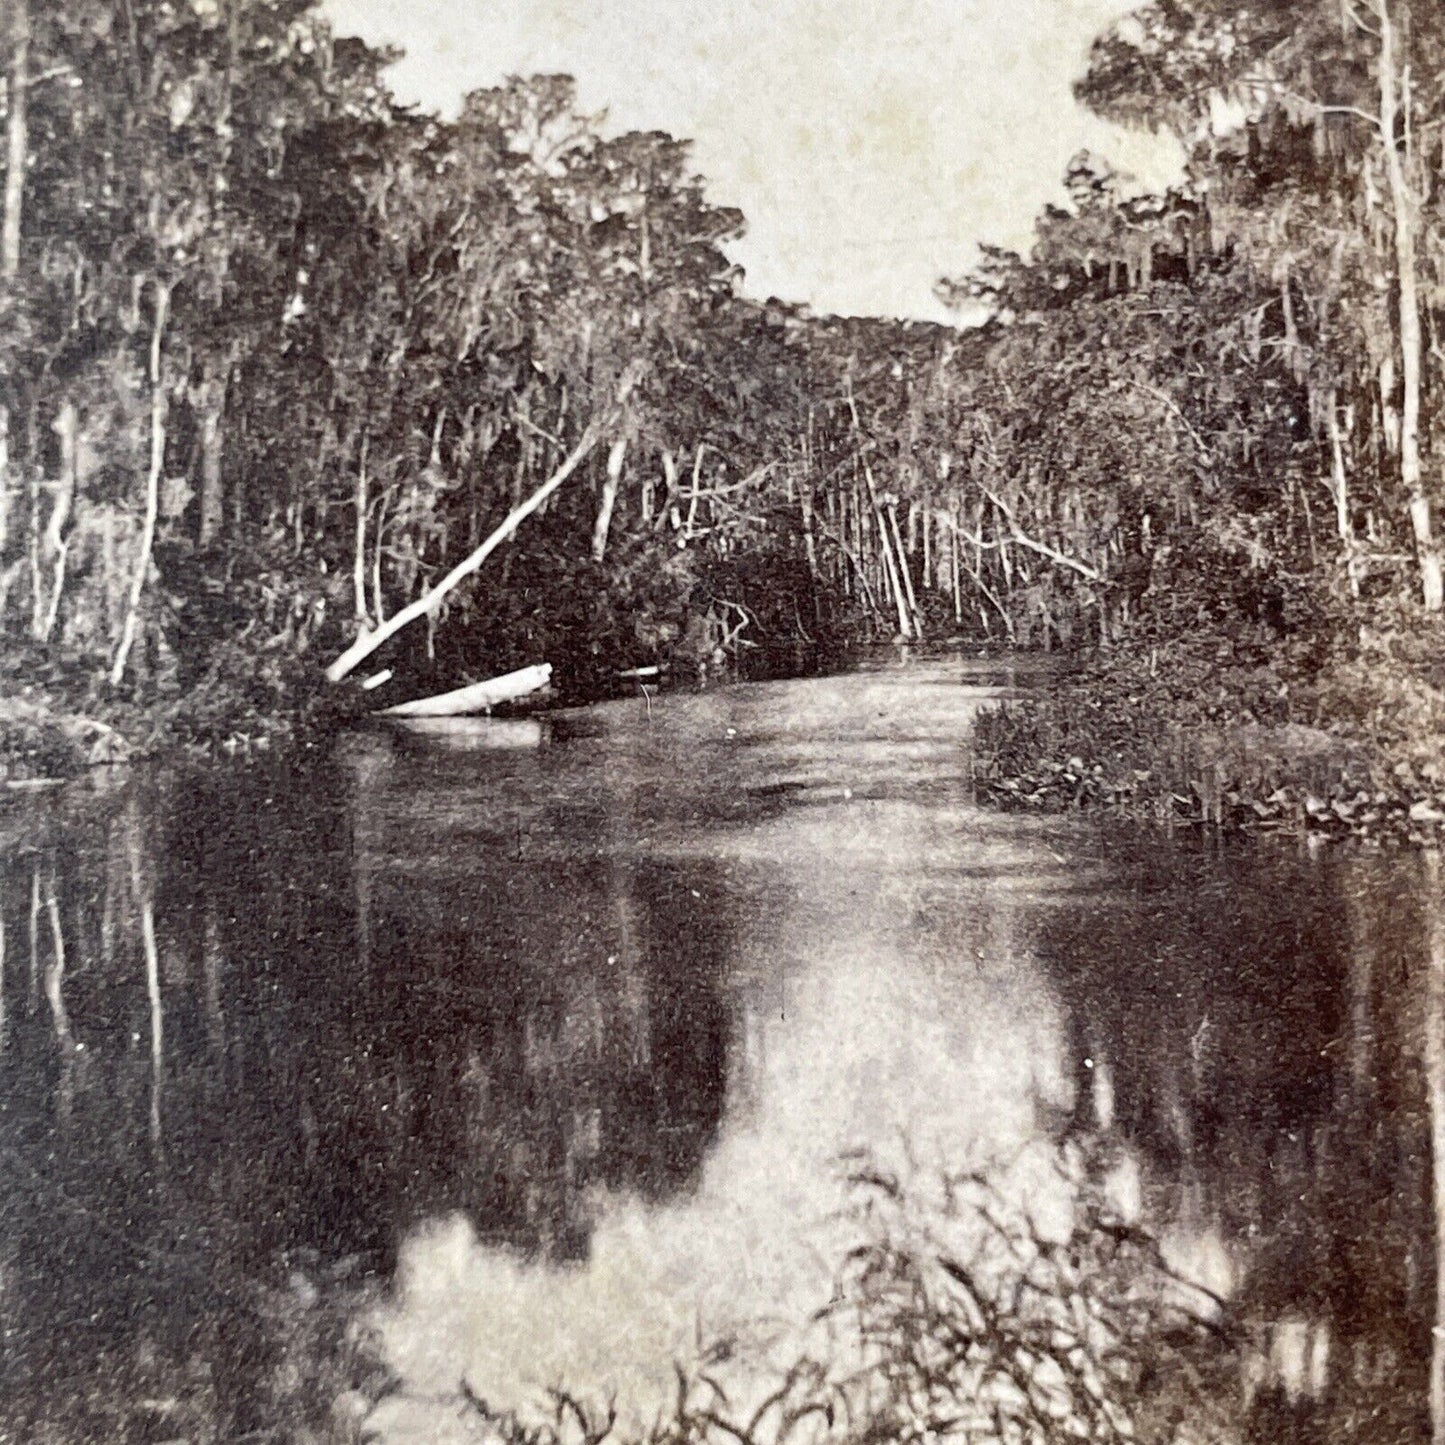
[0,662,1437,1442]
[1041,838,1436,1437]
[0,750,743,1438]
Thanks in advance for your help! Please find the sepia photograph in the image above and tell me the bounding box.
[1,0,1443,1440]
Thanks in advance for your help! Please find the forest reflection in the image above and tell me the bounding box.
[1043,839,1438,1439]
[0,668,1438,1442]
[0,740,740,1440]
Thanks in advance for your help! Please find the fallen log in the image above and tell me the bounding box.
[375,663,552,718]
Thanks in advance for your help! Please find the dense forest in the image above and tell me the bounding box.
[5,0,1445,788]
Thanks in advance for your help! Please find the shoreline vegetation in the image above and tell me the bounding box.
[972,610,1445,846]
[6,0,1445,832]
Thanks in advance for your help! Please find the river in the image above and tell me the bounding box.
[0,659,1436,1443]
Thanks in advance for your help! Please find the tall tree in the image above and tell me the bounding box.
[1078,0,1445,610]
[2,0,27,280]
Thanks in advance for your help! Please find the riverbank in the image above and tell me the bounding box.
[971,604,1445,845]
[14,605,1445,852]
[0,625,849,784]
[0,639,343,782]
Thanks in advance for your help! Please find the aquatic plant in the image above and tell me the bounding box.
[813,1157,1230,1444]
[372,1149,1236,1445]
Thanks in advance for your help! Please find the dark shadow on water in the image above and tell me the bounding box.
[1036,832,1435,1441]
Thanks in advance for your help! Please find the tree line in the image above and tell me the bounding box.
[2,0,1442,736]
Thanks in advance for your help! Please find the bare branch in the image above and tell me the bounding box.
[980,487,1101,582]
[1123,378,1215,464]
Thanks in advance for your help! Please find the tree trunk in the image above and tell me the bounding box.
[325,420,605,683]
[353,431,369,626]
[111,280,170,687]
[951,514,962,623]
[845,388,913,639]
[377,663,552,717]
[875,502,912,638]
[799,484,819,582]
[0,402,14,628]
[2,0,27,280]
[887,500,924,637]
[370,489,389,626]
[36,398,76,641]
[1325,391,1359,597]
[590,435,627,562]
[1378,0,1443,609]
[0,403,8,566]
[197,362,228,546]
[658,448,677,530]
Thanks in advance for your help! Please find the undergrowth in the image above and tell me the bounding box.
[369,1152,1239,1445]
[971,600,1445,845]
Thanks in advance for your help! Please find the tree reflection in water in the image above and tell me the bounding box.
[1043,838,1438,1442]
[0,747,736,1441]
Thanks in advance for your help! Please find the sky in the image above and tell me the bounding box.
[321,0,1183,322]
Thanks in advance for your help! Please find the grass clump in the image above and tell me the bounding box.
[372,1151,1236,1445]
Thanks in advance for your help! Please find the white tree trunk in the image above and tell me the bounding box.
[1378,0,1443,609]
[1325,391,1359,597]
[36,399,76,642]
[325,421,603,683]
[110,281,170,686]
[590,435,628,562]
[353,432,369,626]
[377,663,552,717]
[2,0,28,280]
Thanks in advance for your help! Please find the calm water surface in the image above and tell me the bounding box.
[0,660,1437,1441]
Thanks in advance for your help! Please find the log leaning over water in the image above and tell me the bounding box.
[324,422,603,683]
[324,367,642,685]
[375,663,552,718]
